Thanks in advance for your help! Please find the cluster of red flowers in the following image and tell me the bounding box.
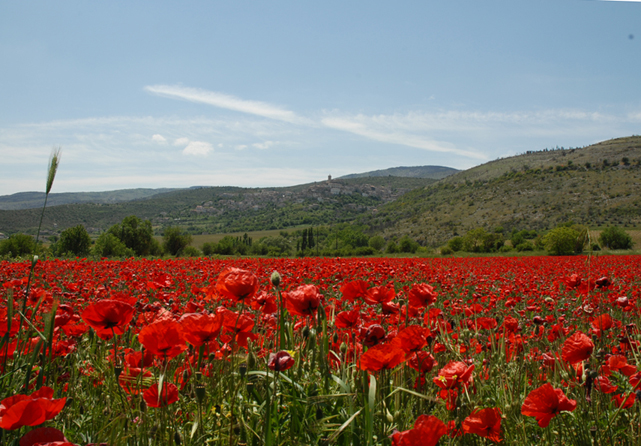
[1,254,640,444]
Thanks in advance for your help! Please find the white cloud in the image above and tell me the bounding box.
[235,144,248,151]
[252,141,276,150]
[174,137,190,147]
[183,141,214,156]
[151,134,166,143]
[145,85,313,125]
[321,115,486,160]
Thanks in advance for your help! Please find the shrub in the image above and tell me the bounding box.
[354,246,376,256]
[447,237,464,252]
[55,225,91,256]
[440,246,453,255]
[542,227,581,256]
[599,226,633,250]
[398,235,419,253]
[0,234,36,258]
[385,241,399,254]
[92,233,134,257]
[182,246,201,257]
[368,235,386,251]
[515,241,534,252]
[108,216,160,256]
[202,242,215,256]
[162,226,193,257]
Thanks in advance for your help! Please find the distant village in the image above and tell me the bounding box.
[190,177,410,216]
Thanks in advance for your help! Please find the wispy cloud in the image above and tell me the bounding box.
[145,85,312,125]
[322,115,486,159]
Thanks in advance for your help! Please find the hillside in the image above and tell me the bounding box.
[339,165,459,180]
[0,176,437,237]
[362,136,641,246]
[0,188,179,210]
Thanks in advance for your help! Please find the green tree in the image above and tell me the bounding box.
[92,233,134,257]
[162,226,193,256]
[462,228,489,253]
[55,225,91,256]
[368,235,386,251]
[447,236,464,252]
[308,226,315,249]
[542,226,581,255]
[0,234,36,258]
[202,242,215,256]
[214,236,236,255]
[398,235,419,253]
[599,226,633,250]
[108,216,160,256]
[385,241,399,254]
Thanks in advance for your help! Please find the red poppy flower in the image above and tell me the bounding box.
[391,414,447,446]
[335,309,361,329]
[216,267,259,302]
[124,348,154,369]
[143,382,179,408]
[591,314,613,332]
[612,392,635,409]
[340,280,369,301]
[595,376,618,394]
[561,331,594,364]
[138,319,187,359]
[502,316,519,333]
[461,407,502,443]
[80,299,135,340]
[392,325,427,354]
[433,361,475,390]
[407,351,437,374]
[284,284,321,317]
[53,304,74,328]
[362,324,386,347]
[604,355,638,377]
[0,386,66,430]
[268,350,295,371]
[363,285,395,306]
[521,383,577,427]
[179,312,223,347]
[249,291,277,314]
[19,427,66,446]
[407,283,437,308]
[359,343,406,372]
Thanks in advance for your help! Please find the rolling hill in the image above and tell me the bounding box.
[362,136,641,246]
[0,188,179,211]
[0,176,439,237]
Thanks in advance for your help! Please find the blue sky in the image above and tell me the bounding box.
[1,0,639,195]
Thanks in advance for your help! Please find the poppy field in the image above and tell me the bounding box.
[1,254,641,445]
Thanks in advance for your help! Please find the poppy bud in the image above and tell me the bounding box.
[195,383,206,403]
[174,431,182,445]
[140,400,147,412]
[239,363,247,377]
[271,271,281,287]
[340,342,348,354]
[333,332,339,344]
[302,326,310,338]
